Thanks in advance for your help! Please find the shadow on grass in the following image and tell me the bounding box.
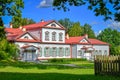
[0,72,119,80]
[0,61,93,69]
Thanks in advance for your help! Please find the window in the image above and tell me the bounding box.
[24,36,29,39]
[44,47,50,57]
[78,50,82,56]
[104,50,107,55]
[51,23,56,27]
[38,47,42,57]
[59,33,63,41]
[52,47,57,57]
[95,50,98,55]
[52,32,56,41]
[99,50,102,55]
[59,47,64,57]
[45,31,49,41]
[65,48,70,56]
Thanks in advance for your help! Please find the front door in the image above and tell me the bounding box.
[24,49,36,61]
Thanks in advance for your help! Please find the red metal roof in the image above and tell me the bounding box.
[65,36,85,44]
[22,20,65,30]
[4,20,108,45]
[65,36,108,45]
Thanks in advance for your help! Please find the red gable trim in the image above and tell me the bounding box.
[22,20,65,30]
[15,31,39,41]
[21,45,39,49]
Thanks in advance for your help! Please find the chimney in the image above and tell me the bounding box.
[66,33,69,39]
[19,25,22,29]
[9,22,13,28]
[84,34,88,39]
[22,28,26,31]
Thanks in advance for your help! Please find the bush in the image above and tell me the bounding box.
[0,51,8,60]
[48,58,87,63]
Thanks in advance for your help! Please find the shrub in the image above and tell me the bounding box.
[48,58,87,63]
[0,51,8,60]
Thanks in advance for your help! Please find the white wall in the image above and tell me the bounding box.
[42,28,65,43]
[15,42,71,59]
[77,44,109,56]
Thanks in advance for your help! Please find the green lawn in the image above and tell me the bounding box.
[0,60,119,80]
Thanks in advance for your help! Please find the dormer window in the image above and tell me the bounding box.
[51,23,56,27]
[24,36,29,39]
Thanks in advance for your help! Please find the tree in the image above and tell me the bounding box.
[68,22,82,37]
[0,0,24,38]
[58,18,74,32]
[0,17,5,40]
[53,0,120,21]
[82,24,96,38]
[0,39,19,60]
[11,17,36,28]
[0,0,24,17]
[97,28,120,55]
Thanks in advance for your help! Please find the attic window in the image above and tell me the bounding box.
[51,23,56,27]
[24,36,29,39]
[81,39,87,43]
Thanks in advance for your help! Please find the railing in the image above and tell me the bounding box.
[94,55,120,76]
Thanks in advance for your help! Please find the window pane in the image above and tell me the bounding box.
[52,47,57,57]
[65,48,70,56]
[45,31,49,41]
[59,48,64,57]
[52,32,56,41]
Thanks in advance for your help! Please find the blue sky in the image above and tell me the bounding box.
[2,0,120,34]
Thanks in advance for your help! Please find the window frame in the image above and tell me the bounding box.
[52,47,57,57]
[52,32,56,41]
[59,33,63,41]
[45,31,49,41]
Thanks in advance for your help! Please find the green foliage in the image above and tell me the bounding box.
[97,28,120,55]
[0,0,24,16]
[82,24,96,38]
[0,51,8,60]
[0,18,5,40]
[0,39,19,60]
[11,17,36,28]
[58,18,74,32]
[53,0,120,21]
[0,0,24,28]
[68,22,82,36]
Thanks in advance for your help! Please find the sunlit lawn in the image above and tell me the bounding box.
[0,60,119,80]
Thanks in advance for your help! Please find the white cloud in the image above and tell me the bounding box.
[108,20,120,30]
[90,21,99,25]
[4,24,9,28]
[37,0,53,8]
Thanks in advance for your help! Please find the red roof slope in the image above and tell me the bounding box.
[65,36,108,45]
[22,20,65,30]
[65,36,84,44]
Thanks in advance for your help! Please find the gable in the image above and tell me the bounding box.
[46,22,63,28]
[80,38,89,43]
[19,33,34,40]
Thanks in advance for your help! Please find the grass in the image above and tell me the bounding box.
[0,60,120,80]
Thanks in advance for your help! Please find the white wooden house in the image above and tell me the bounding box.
[5,20,109,61]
